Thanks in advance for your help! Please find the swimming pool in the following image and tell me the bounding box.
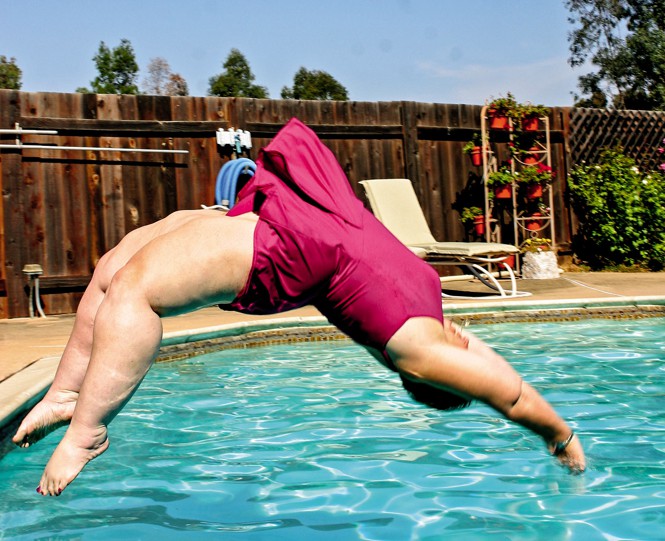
[0,317,663,540]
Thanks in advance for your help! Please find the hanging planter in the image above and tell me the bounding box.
[526,212,543,231]
[469,147,483,167]
[460,207,485,236]
[473,215,486,236]
[462,134,484,167]
[522,116,540,131]
[523,146,542,165]
[487,167,514,200]
[487,93,518,131]
[516,163,555,198]
[519,104,549,132]
[488,111,510,130]
[526,183,543,199]
[494,185,512,199]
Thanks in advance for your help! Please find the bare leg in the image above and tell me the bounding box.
[13,211,221,448]
[12,284,102,448]
[32,212,257,495]
[386,317,586,473]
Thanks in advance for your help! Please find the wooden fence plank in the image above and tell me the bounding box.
[96,94,126,250]
[0,90,22,317]
[18,93,48,315]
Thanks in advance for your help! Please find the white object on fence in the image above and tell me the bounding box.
[216,128,252,150]
[0,123,189,154]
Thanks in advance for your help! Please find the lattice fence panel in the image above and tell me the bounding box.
[570,108,665,170]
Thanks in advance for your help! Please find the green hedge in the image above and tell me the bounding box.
[568,148,665,270]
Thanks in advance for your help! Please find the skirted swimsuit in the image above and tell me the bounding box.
[219,118,443,354]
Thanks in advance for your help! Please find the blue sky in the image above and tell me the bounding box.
[3,0,582,106]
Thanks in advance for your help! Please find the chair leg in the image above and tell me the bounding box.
[468,263,508,296]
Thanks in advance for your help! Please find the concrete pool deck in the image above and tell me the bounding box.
[1,271,665,443]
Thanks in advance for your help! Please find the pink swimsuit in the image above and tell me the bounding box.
[221,118,443,352]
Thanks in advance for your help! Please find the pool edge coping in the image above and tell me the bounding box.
[2,295,665,444]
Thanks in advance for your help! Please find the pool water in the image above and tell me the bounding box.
[1,317,664,540]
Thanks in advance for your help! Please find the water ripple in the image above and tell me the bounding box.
[0,319,663,539]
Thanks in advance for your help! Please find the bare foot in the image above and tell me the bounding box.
[13,391,78,448]
[36,424,109,496]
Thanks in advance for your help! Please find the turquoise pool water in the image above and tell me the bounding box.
[0,317,663,540]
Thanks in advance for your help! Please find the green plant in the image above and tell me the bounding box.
[520,238,552,252]
[462,133,483,155]
[486,167,514,187]
[568,147,665,270]
[509,132,538,156]
[460,206,483,223]
[487,92,519,118]
[516,163,555,185]
[519,102,550,119]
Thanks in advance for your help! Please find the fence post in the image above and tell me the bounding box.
[400,101,421,186]
[0,90,28,317]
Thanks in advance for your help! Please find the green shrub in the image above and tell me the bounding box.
[568,148,665,270]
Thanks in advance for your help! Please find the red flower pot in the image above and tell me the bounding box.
[488,110,510,130]
[526,183,543,199]
[469,146,483,167]
[502,254,516,269]
[522,116,539,131]
[526,212,543,231]
[494,185,512,199]
[473,215,486,236]
[524,146,541,165]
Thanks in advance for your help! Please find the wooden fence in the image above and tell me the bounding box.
[1,91,659,318]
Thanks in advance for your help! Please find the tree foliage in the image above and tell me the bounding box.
[0,55,22,90]
[165,73,189,97]
[208,49,268,98]
[78,39,139,95]
[142,57,189,96]
[567,0,665,109]
[281,67,349,101]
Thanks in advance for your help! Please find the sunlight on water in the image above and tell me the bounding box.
[0,318,663,540]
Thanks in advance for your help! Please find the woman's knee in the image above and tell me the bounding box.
[102,262,151,310]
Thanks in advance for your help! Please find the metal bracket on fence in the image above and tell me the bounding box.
[216,128,252,154]
[0,123,189,155]
[22,264,46,318]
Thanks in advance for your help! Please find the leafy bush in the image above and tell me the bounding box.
[568,148,665,270]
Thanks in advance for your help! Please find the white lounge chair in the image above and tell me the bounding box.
[359,178,529,299]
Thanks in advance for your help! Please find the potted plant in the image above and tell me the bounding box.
[526,212,544,230]
[516,163,555,199]
[487,92,518,130]
[462,133,484,167]
[519,103,550,131]
[520,237,552,252]
[486,167,514,199]
[510,132,543,165]
[522,144,544,165]
[520,238,559,279]
[460,206,485,235]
